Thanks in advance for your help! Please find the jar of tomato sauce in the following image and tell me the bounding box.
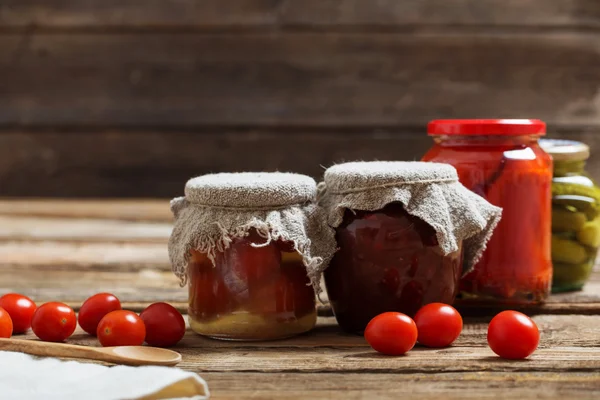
[319,161,501,333]
[169,172,336,340]
[422,119,553,305]
[186,231,317,340]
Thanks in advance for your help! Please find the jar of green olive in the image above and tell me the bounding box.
[540,139,600,292]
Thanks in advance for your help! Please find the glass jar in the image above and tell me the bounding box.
[324,203,463,333]
[169,172,335,341]
[188,229,317,340]
[422,119,553,305]
[539,139,600,292]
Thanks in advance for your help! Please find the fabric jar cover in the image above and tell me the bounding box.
[169,172,336,292]
[318,161,502,276]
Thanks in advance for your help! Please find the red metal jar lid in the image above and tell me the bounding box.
[427,119,546,136]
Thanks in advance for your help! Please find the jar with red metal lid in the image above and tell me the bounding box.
[422,119,553,305]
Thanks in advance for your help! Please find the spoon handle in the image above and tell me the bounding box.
[0,338,116,363]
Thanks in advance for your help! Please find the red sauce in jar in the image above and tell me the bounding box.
[188,230,316,340]
[422,120,553,304]
[324,203,463,333]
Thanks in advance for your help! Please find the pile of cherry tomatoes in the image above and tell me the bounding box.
[0,293,185,348]
[365,303,540,360]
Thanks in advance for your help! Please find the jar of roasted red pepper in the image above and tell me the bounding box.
[422,119,553,305]
[169,172,335,340]
[319,161,501,333]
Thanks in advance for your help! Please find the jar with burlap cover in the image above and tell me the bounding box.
[168,172,336,291]
[318,161,503,276]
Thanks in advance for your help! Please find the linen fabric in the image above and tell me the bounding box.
[318,161,502,275]
[169,172,336,292]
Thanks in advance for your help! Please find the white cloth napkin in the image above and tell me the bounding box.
[0,351,209,400]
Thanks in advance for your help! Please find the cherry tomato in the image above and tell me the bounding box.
[487,310,540,359]
[0,306,13,338]
[0,293,37,334]
[364,312,418,355]
[140,302,185,347]
[31,302,77,342]
[78,293,122,336]
[413,303,463,348]
[97,310,146,347]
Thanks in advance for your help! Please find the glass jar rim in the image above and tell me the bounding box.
[539,139,590,162]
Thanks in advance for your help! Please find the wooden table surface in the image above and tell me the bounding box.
[2,199,600,399]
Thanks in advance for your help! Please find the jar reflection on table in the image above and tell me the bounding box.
[324,203,463,334]
[422,120,553,305]
[187,230,317,340]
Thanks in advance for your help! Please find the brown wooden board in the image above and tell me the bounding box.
[14,315,600,398]
[1,129,600,198]
[0,199,172,221]
[1,0,600,30]
[200,372,600,400]
[3,199,600,398]
[1,200,599,314]
[0,33,599,128]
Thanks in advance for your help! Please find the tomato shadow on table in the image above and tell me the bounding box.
[479,356,532,363]
[345,351,411,359]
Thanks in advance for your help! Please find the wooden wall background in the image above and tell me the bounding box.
[1,0,599,197]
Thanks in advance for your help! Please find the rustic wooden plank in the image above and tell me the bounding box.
[2,129,600,198]
[0,33,599,128]
[173,346,600,373]
[200,371,600,400]
[0,268,184,302]
[1,0,599,30]
[0,199,171,221]
[13,315,600,397]
[0,241,599,313]
[162,315,600,350]
[0,241,169,269]
[0,130,430,197]
[0,216,171,242]
[18,314,600,351]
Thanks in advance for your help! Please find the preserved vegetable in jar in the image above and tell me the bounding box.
[539,139,600,292]
[324,203,463,333]
[188,230,317,340]
[319,162,501,333]
[169,172,336,340]
[423,119,553,305]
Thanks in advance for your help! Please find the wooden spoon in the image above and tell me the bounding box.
[0,338,182,366]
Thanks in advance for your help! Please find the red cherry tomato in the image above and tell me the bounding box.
[140,302,186,347]
[78,293,122,336]
[0,306,13,338]
[487,310,540,359]
[97,310,146,347]
[364,312,418,355]
[0,293,37,334]
[31,302,77,342]
[413,303,463,348]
